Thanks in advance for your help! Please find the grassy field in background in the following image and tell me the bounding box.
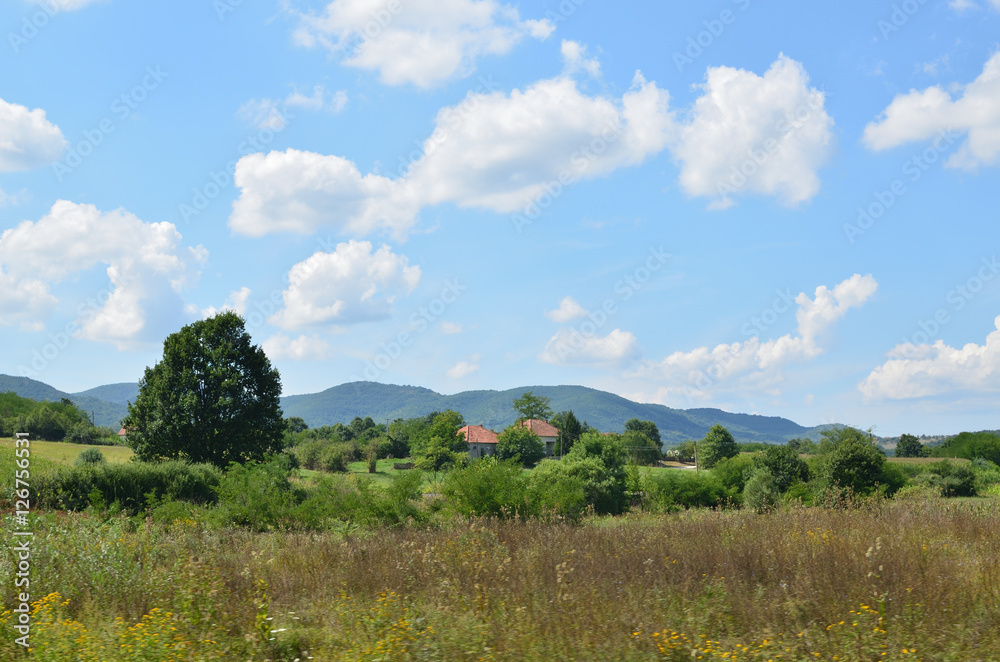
[0,437,133,465]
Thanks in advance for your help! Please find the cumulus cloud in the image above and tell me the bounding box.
[546,296,587,323]
[447,354,480,378]
[859,316,1000,400]
[261,333,333,361]
[0,200,205,346]
[229,149,421,238]
[201,287,252,318]
[672,54,835,209]
[539,328,641,365]
[238,85,348,130]
[0,98,66,172]
[632,274,877,399]
[440,321,464,334]
[292,0,553,88]
[229,54,834,238]
[864,52,1000,169]
[269,240,420,330]
[230,72,673,238]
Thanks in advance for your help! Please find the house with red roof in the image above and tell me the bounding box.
[520,419,561,456]
[459,424,499,459]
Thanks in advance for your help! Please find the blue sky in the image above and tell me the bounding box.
[1,0,999,436]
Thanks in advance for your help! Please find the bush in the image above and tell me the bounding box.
[743,467,780,513]
[36,460,221,513]
[712,455,755,493]
[444,457,529,518]
[293,471,426,529]
[74,448,106,466]
[753,445,809,492]
[526,461,587,520]
[644,470,729,512]
[213,457,297,531]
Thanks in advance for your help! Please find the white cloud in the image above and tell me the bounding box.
[633,274,877,399]
[230,56,836,238]
[238,85,348,130]
[440,321,464,334]
[859,316,1000,400]
[229,149,421,238]
[561,40,600,78]
[292,0,554,88]
[949,0,1000,10]
[230,72,674,238]
[672,54,835,208]
[0,98,66,172]
[546,296,587,323]
[0,200,205,346]
[863,52,1000,169]
[201,287,252,318]
[539,328,641,365]
[261,333,333,361]
[407,71,674,213]
[269,240,420,330]
[447,354,480,378]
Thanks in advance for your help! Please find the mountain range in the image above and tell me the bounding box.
[0,374,836,444]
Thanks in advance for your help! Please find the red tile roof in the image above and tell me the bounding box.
[521,419,560,438]
[459,425,498,445]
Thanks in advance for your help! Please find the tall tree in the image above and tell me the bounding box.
[895,433,928,458]
[496,424,545,467]
[624,418,661,445]
[512,391,553,422]
[123,312,284,467]
[698,424,738,469]
[549,410,583,454]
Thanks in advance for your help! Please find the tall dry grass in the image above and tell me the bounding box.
[3,499,1000,660]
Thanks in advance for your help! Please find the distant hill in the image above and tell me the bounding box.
[0,375,131,428]
[280,382,833,445]
[0,375,838,444]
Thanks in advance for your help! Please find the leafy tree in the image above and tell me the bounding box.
[444,456,529,518]
[620,430,661,466]
[711,454,755,494]
[413,434,461,481]
[670,440,697,463]
[549,410,583,454]
[699,424,738,469]
[752,445,809,492]
[786,437,818,454]
[284,417,308,434]
[625,418,661,445]
[895,433,928,458]
[931,431,1000,465]
[123,312,284,468]
[823,427,888,495]
[496,424,546,467]
[512,391,553,423]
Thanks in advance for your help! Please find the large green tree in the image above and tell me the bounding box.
[512,391,553,422]
[123,312,284,467]
[624,418,661,445]
[496,424,546,467]
[895,433,928,458]
[549,410,583,455]
[822,427,888,495]
[698,424,738,469]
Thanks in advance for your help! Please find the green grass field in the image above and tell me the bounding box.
[0,437,134,465]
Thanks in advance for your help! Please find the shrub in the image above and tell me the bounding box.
[712,454,755,493]
[444,457,529,518]
[644,470,728,512]
[213,457,297,531]
[526,461,587,520]
[36,460,221,513]
[74,447,107,466]
[743,466,780,513]
[753,445,809,492]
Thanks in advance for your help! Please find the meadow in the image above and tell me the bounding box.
[2,500,999,661]
[3,437,1000,660]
